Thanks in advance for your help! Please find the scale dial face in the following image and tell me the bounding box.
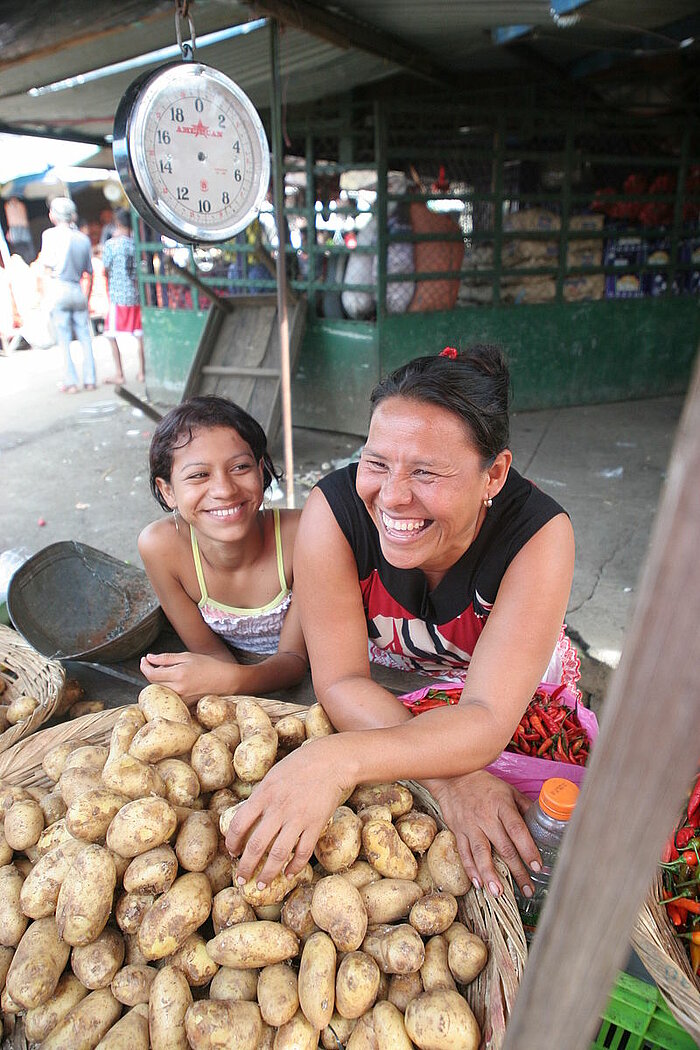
[113,62,270,244]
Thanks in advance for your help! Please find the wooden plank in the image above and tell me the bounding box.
[201,366,281,379]
[502,350,700,1050]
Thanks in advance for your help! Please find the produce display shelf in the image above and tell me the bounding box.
[591,972,697,1050]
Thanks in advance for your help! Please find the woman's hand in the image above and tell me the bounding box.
[225,736,356,886]
[427,770,541,898]
[139,650,234,700]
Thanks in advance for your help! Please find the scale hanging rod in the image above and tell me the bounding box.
[175,0,197,61]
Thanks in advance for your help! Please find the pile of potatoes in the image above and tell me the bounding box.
[0,686,489,1050]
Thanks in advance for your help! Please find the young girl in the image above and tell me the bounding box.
[138,396,307,699]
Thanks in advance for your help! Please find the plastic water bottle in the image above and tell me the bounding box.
[514,777,580,943]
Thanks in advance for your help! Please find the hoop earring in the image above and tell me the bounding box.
[483,497,493,509]
[172,507,181,534]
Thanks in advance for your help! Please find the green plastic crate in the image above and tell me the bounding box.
[591,972,697,1050]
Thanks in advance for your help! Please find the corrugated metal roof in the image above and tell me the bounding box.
[0,0,696,144]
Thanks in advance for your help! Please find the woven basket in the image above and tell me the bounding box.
[632,870,700,1044]
[0,697,526,1050]
[0,624,65,755]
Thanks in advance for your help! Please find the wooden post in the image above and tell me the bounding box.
[503,349,700,1049]
[269,18,295,508]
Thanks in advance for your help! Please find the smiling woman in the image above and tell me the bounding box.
[136,396,307,700]
[225,344,577,903]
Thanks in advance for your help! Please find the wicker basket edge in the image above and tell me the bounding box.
[0,625,66,755]
[631,872,700,1044]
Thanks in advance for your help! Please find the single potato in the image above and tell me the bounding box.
[427,830,470,896]
[6,916,71,1008]
[184,999,262,1050]
[256,962,299,1025]
[55,845,117,947]
[206,921,299,969]
[106,797,178,858]
[137,872,213,960]
[311,874,368,953]
[71,927,125,989]
[404,988,480,1050]
[149,965,193,1050]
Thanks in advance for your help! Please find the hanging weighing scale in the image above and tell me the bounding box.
[113,7,270,244]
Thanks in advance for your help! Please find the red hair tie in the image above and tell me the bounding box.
[439,346,458,360]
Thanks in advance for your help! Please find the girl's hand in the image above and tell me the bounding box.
[225,736,356,886]
[139,651,235,700]
[428,770,541,898]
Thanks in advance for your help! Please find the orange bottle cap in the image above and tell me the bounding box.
[539,778,579,820]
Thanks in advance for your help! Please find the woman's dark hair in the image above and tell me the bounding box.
[148,395,281,511]
[369,344,511,465]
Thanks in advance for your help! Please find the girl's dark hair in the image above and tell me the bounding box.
[148,395,281,511]
[369,344,511,464]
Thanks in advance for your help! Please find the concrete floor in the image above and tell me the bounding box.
[0,336,686,712]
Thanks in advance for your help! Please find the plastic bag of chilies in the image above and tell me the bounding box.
[398,680,599,801]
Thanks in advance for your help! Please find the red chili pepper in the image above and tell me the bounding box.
[681,850,699,868]
[676,827,695,850]
[662,889,686,926]
[665,897,700,915]
[548,683,568,702]
[529,713,547,740]
[537,736,555,757]
[683,931,700,945]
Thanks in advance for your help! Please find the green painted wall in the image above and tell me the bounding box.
[291,319,379,434]
[292,298,699,434]
[381,298,700,410]
[142,298,699,430]
[143,307,208,405]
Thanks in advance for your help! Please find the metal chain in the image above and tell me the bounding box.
[175,0,197,61]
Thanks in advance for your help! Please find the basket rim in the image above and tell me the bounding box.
[632,869,700,1043]
[0,624,65,755]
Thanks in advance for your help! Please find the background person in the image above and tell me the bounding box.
[102,208,145,383]
[39,196,95,393]
[138,395,308,699]
[226,344,577,902]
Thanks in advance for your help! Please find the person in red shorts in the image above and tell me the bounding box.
[101,208,145,383]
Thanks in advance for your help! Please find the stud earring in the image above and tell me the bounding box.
[484,496,493,509]
[172,507,181,534]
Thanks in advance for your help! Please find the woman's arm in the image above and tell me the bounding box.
[226,499,574,888]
